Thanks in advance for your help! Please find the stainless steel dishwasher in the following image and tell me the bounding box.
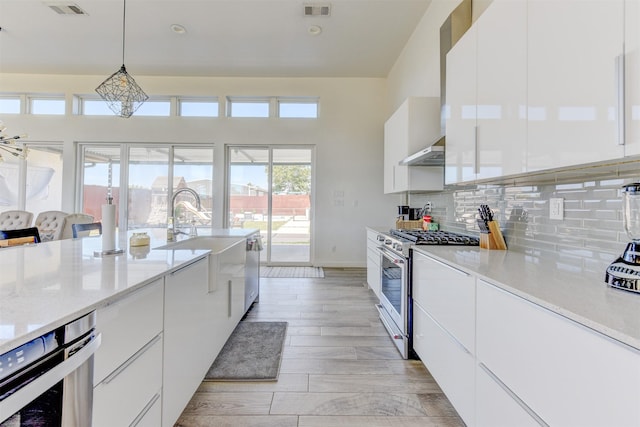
[0,311,101,426]
[245,232,263,312]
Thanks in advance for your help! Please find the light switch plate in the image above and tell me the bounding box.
[550,198,564,220]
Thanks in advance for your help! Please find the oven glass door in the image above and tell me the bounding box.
[379,248,406,332]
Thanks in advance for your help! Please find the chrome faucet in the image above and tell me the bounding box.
[170,187,202,238]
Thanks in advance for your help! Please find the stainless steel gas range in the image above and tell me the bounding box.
[375,229,479,359]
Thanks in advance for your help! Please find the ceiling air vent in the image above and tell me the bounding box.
[44,2,88,15]
[304,4,330,17]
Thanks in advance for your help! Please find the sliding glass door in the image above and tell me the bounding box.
[227,146,313,265]
[79,144,214,233]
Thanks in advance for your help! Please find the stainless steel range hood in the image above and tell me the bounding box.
[398,0,472,168]
[399,138,445,166]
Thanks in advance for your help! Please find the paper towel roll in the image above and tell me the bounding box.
[102,204,116,252]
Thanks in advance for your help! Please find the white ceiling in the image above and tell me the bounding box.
[0,0,433,78]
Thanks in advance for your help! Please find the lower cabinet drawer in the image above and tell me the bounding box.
[477,280,640,427]
[414,301,475,426]
[476,365,541,427]
[94,279,164,384]
[93,334,163,427]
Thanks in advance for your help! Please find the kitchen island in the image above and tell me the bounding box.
[0,230,253,427]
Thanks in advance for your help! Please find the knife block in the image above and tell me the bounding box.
[480,221,507,250]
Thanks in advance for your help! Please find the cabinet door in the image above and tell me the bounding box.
[625,0,640,155]
[384,103,408,193]
[413,302,475,426]
[527,0,624,171]
[476,0,527,180]
[477,279,640,427]
[163,257,210,427]
[412,251,475,352]
[366,230,381,298]
[445,25,477,184]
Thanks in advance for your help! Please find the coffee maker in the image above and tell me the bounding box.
[605,183,640,293]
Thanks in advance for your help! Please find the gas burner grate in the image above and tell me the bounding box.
[390,229,479,246]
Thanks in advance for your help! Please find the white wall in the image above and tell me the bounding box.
[386,0,461,116]
[2,74,397,267]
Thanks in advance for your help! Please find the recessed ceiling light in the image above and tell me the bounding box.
[308,25,322,36]
[170,24,187,34]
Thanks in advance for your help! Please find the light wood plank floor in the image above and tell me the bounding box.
[175,268,464,427]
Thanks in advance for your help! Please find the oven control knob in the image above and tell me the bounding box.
[377,235,385,242]
[384,239,392,245]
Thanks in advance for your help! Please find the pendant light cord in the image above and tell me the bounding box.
[122,0,127,65]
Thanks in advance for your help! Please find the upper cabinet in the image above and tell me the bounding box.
[445,0,628,184]
[445,25,477,184]
[384,97,444,193]
[445,0,527,184]
[527,0,625,171]
[476,0,527,180]
[625,0,640,156]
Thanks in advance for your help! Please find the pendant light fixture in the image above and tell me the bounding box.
[0,122,28,161]
[95,0,148,118]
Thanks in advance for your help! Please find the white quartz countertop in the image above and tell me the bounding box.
[0,229,252,354]
[413,246,640,351]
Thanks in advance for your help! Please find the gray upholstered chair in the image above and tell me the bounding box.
[60,213,94,240]
[34,210,68,241]
[0,210,34,230]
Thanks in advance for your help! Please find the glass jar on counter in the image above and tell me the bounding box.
[129,232,150,247]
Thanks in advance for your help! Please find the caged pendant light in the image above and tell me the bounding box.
[95,0,148,118]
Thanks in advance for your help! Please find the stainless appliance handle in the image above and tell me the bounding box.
[378,246,405,264]
[0,333,101,423]
[376,304,404,340]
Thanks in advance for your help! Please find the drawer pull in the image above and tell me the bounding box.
[102,334,162,385]
[479,363,549,427]
[424,255,470,277]
[130,392,161,427]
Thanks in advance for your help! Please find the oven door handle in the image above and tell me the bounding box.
[378,246,405,264]
[0,333,101,423]
[376,304,404,340]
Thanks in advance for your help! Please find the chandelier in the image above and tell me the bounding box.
[0,122,27,161]
[95,0,148,118]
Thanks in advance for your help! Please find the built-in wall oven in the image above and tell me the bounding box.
[0,311,101,426]
[375,229,480,359]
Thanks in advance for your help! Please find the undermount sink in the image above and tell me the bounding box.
[155,236,245,253]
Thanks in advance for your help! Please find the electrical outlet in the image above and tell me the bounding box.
[550,198,564,220]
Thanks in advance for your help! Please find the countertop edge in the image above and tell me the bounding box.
[412,246,640,352]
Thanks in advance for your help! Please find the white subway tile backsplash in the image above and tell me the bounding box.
[408,173,640,275]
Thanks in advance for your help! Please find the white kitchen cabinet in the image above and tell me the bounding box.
[93,279,164,384]
[475,365,540,427]
[527,0,625,171]
[413,302,475,426]
[93,335,163,427]
[212,240,246,339]
[475,0,527,180]
[446,0,526,184]
[92,279,164,427]
[162,256,211,427]
[384,97,444,193]
[365,228,381,299]
[445,25,477,184]
[625,0,640,156]
[412,250,475,352]
[476,279,640,427]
